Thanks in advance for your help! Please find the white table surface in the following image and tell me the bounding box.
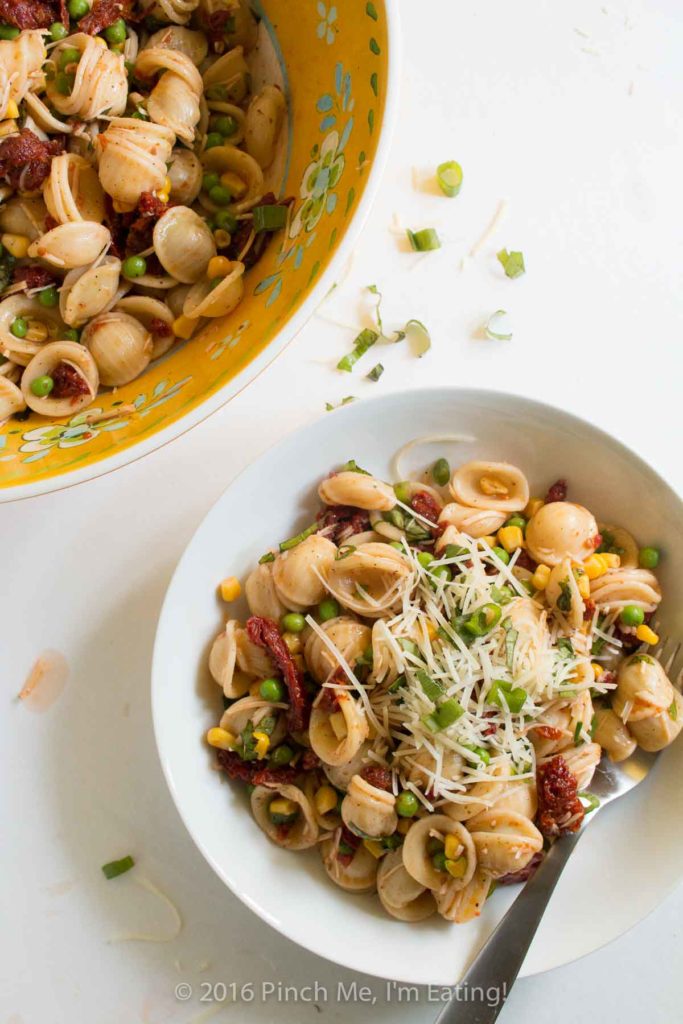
[3,0,683,1021]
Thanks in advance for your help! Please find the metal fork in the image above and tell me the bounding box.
[435,638,682,1024]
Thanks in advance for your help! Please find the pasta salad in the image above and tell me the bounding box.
[206,453,680,924]
[0,1,286,423]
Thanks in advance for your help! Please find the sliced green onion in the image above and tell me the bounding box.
[340,458,370,475]
[407,228,441,252]
[435,698,464,728]
[403,318,431,357]
[387,673,407,693]
[258,551,276,564]
[578,791,600,814]
[337,328,379,372]
[399,638,420,657]
[497,248,526,279]
[279,522,319,552]
[505,627,518,671]
[488,679,527,714]
[367,283,384,333]
[102,855,135,880]
[573,720,584,746]
[485,309,513,341]
[252,204,288,232]
[416,669,444,703]
[557,637,574,659]
[325,396,356,411]
[436,160,463,198]
[669,699,678,721]
[464,603,502,636]
[421,712,442,733]
[366,362,384,382]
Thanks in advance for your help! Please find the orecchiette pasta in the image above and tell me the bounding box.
[204,454,679,926]
[82,310,152,387]
[46,35,128,121]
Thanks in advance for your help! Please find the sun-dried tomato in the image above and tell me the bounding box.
[316,687,341,714]
[301,749,320,772]
[317,504,371,545]
[498,851,543,885]
[78,0,135,35]
[137,190,168,220]
[336,825,361,866]
[12,265,56,291]
[360,765,392,792]
[0,0,67,29]
[246,616,310,732]
[149,317,172,338]
[515,549,537,572]
[533,726,564,741]
[216,749,298,786]
[51,361,90,400]
[536,755,584,837]
[583,598,596,620]
[0,130,64,192]
[544,479,568,504]
[410,490,440,525]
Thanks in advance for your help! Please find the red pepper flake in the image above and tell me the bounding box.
[246,616,310,732]
[359,765,392,792]
[536,755,584,837]
[51,361,91,401]
[0,129,64,192]
[544,479,568,504]
[78,0,135,35]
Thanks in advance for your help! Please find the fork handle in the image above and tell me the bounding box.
[435,830,584,1024]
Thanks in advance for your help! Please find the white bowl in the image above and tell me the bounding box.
[152,387,683,985]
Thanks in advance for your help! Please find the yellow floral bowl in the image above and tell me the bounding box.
[0,0,399,502]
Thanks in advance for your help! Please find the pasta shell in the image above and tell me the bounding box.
[303,772,341,831]
[24,91,72,134]
[551,743,601,790]
[545,558,585,630]
[443,759,514,822]
[320,834,378,893]
[530,692,594,758]
[21,341,98,417]
[438,502,506,539]
[401,744,464,793]
[208,620,251,699]
[183,261,244,319]
[0,295,62,365]
[368,619,401,687]
[0,29,46,114]
[244,85,286,170]
[309,687,369,767]
[591,706,637,762]
[153,206,217,284]
[96,118,175,208]
[526,502,599,567]
[244,562,286,620]
[47,35,127,120]
[0,375,26,423]
[204,100,245,144]
[147,25,208,63]
[272,534,338,611]
[322,542,412,619]
[341,774,397,839]
[318,471,396,511]
[220,695,286,748]
[590,567,661,612]
[402,815,476,892]
[322,741,373,792]
[0,196,49,241]
[138,48,203,145]
[435,867,492,923]
[629,691,683,751]
[304,617,372,683]
[82,311,152,387]
[28,221,110,270]
[43,153,105,225]
[147,0,200,26]
[202,45,250,102]
[613,654,674,723]
[200,144,264,213]
[449,461,529,513]
[60,257,121,327]
[167,147,203,206]
[466,809,543,878]
[598,524,640,568]
[250,784,318,851]
[115,296,175,359]
[377,849,436,921]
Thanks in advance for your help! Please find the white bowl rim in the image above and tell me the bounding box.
[1,5,403,504]
[152,384,683,983]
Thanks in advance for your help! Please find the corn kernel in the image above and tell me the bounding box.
[480,475,508,497]
[444,835,463,860]
[214,228,231,248]
[531,564,551,590]
[207,255,233,280]
[220,171,246,197]
[573,569,590,600]
[5,100,19,119]
[172,315,197,340]
[445,855,468,879]
[314,785,338,816]
[525,497,544,518]
[1,233,30,258]
[426,620,437,641]
[329,711,347,739]
[95,35,106,46]
[219,575,241,602]
[602,552,621,568]
[497,525,524,553]
[397,818,412,834]
[363,839,386,859]
[282,632,302,655]
[591,663,604,681]
[480,535,496,548]
[26,320,48,343]
[635,624,659,646]
[584,553,609,580]
[252,730,270,758]
[270,797,298,817]
[206,727,236,750]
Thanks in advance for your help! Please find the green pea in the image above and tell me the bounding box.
[281,612,305,633]
[214,209,238,232]
[491,546,510,565]
[432,850,447,871]
[30,375,54,398]
[213,115,238,138]
[318,598,340,622]
[122,255,147,279]
[62,328,81,342]
[208,184,232,206]
[388,541,403,551]
[49,22,69,41]
[638,547,660,569]
[259,678,285,702]
[0,24,21,40]
[270,744,294,767]
[431,457,450,487]
[68,0,91,19]
[202,172,220,193]
[55,71,74,96]
[417,551,434,568]
[393,481,411,504]
[430,564,452,583]
[59,47,81,71]
[620,605,644,627]
[10,317,28,339]
[38,286,59,308]
[396,791,419,818]
[464,744,491,765]
[505,515,527,531]
[205,132,224,150]
[104,18,127,43]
